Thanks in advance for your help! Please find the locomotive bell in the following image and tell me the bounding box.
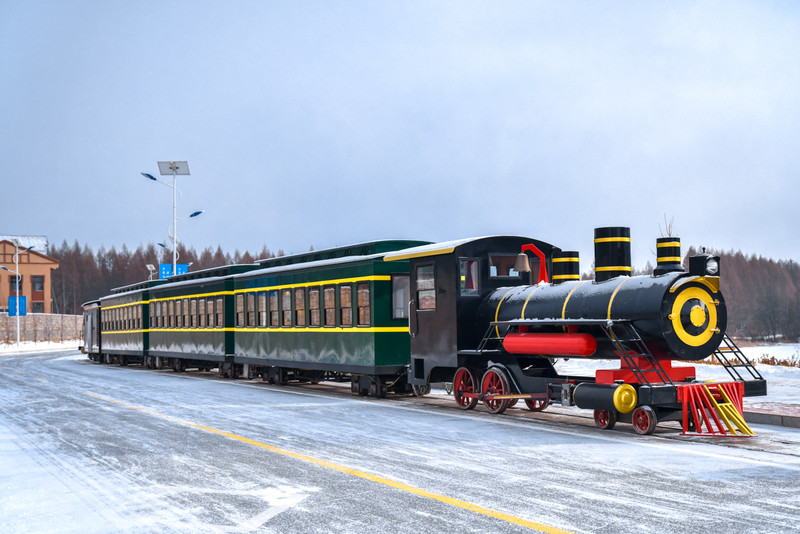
[514,253,531,273]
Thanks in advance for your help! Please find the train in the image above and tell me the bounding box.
[82,227,766,435]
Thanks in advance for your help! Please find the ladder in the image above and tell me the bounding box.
[600,321,673,386]
[714,334,764,382]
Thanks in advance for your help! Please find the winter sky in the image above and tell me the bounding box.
[2,1,799,269]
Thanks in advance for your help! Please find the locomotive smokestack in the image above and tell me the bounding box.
[552,250,580,284]
[594,227,631,282]
[654,237,684,275]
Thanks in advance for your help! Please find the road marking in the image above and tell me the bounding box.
[86,392,573,534]
[34,377,47,382]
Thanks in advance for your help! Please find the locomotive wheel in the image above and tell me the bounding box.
[453,367,478,410]
[508,399,519,408]
[525,399,549,412]
[632,406,657,435]
[594,409,617,430]
[481,368,511,415]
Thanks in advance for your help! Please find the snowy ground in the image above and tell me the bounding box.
[1,347,800,533]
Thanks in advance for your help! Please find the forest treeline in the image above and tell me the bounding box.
[48,240,285,315]
[49,241,800,341]
[629,247,800,341]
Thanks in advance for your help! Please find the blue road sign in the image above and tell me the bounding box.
[160,264,190,279]
[8,296,26,317]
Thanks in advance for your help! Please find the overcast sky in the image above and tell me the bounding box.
[2,1,798,269]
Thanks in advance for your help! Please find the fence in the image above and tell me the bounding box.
[0,314,82,344]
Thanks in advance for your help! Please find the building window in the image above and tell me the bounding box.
[416,265,436,310]
[460,259,479,295]
[32,301,43,314]
[32,276,44,292]
[340,285,352,327]
[323,286,336,326]
[294,288,306,327]
[9,275,22,294]
[357,282,370,326]
[309,287,321,327]
[282,289,292,327]
[392,275,410,319]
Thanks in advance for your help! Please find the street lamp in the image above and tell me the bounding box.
[155,209,203,276]
[1,243,34,347]
[141,160,200,277]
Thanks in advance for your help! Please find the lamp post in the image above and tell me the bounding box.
[141,161,198,277]
[1,243,34,347]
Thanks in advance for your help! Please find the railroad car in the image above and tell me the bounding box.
[82,229,766,435]
[95,280,163,365]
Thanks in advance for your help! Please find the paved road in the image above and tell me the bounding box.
[1,351,799,533]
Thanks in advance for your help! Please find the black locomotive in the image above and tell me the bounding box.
[83,227,766,436]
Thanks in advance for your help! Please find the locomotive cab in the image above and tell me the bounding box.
[384,236,556,387]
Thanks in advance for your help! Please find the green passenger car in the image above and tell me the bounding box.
[98,280,164,365]
[230,241,427,394]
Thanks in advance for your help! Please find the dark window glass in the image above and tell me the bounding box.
[258,292,267,327]
[295,288,306,327]
[357,282,370,326]
[416,265,436,310]
[460,259,479,295]
[323,286,336,326]
[282,289,292,327]
[32,276,44,291]
[269,291,279,327]
[489,254,521,278]
[309,287,320,327]
[340,285,352,327]
[236,294,244,327]
[247,293,255,327]
[392,275,410,319]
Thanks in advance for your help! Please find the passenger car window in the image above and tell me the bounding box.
[392,275,410,319]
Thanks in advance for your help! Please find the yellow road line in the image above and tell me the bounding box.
[86,392,572,534]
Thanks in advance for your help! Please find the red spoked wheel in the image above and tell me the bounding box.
[594,409,617,430]
[481,368,511,414]
[525,399,549,412]
[453,367,478,410]
[631,406,657,435]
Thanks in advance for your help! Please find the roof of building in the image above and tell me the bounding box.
[0,235,48,252]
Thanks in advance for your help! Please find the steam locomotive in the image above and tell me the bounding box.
[82,227,766,435]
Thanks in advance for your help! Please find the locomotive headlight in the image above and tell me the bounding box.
[689,254,721,277]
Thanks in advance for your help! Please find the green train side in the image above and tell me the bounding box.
[84,240,427,395]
